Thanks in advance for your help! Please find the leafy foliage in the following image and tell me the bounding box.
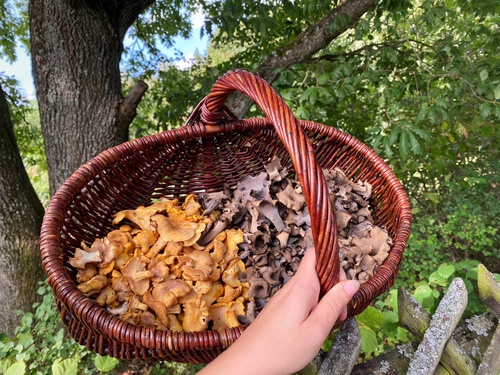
[203,0,334,53]
[94,355,119,374]
[1,0,499,366]
[0,282,95,374]
[1,75,49,206]
[0,282,201,375]
[133,1,196,50]
[272,1,499,176]
[0,0,29,62]
[124,64,216,138]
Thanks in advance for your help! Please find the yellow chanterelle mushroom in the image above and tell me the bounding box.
[71,196,247,333]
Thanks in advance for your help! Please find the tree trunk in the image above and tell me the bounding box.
[0,0,153,336]
[0,84,45,336]
[29,0,152,195]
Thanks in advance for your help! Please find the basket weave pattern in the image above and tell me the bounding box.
[40,70,411,363]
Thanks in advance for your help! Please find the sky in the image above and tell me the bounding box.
[0,10,207,100]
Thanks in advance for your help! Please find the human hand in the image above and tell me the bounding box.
[199,248,360,375]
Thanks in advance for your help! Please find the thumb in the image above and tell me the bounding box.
[305,279,359,334]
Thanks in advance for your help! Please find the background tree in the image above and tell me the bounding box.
[1,0,379,335]
[0,0,498,367]
[0,81,44,336]
[29,0,155,195]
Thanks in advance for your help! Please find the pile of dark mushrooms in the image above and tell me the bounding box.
[198,157,392,324]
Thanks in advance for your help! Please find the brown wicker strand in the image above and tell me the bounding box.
[200,70,339,294]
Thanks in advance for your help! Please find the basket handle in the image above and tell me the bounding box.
[192,70,340,296]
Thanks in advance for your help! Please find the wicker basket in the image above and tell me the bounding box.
[40,70,411,363]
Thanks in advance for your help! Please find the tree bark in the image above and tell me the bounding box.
[398,287,477,375]
[351,313,498,374]
[0,84,45,335]
[29,0,152,195]
[227,0,376,117]
[0,0,153,336]
[478,264,500,318]
[406,278,468,375]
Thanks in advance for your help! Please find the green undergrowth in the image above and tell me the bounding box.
[352,207,499,361]
[2,263,498,372]
[353,258,494,360]
[0,282,201,375]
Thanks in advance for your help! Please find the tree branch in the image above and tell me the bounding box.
[117,0,156,40]
[309,41,405,63]
[227,0,376,117]
[119,80,149,134]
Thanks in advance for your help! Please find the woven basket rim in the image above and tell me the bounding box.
[40,117,411,352]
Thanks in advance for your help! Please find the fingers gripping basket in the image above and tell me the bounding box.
[40,70,412,363]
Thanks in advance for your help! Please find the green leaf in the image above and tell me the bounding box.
[408,132,421,154]
[388,126,401,145]
[494,84,500,100]
[5,361,26,375]
[465,267,479,280]
[94,355,119,373]
[335,86,345,101]
[480,103,491,119]
[435,97,448,108]
[428,105,439,124]
[429,271,448,286]
[382,135,394,158]
[52,358,79,375]
[382,310,399,324]
[0,360,12,374]
[413,285,435,310]
[356,306,385,331]
[399,130,410,160]
[20,313,33,328]
[423,192,440,204]
[437,263,456,279]
[416,103,428,123]
[479,69,488,81]
[317,73,330,85]
[480,123,495,138]
[358,324,378,356]
[396,327,409,342]
[432,289,441,299]
[388,289,399,313]
[308,87,318,105]
[295,106,310,120]
[463,278,475,294]
[411,125,430,140]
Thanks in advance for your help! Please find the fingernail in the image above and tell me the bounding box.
[344,280,360,297]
